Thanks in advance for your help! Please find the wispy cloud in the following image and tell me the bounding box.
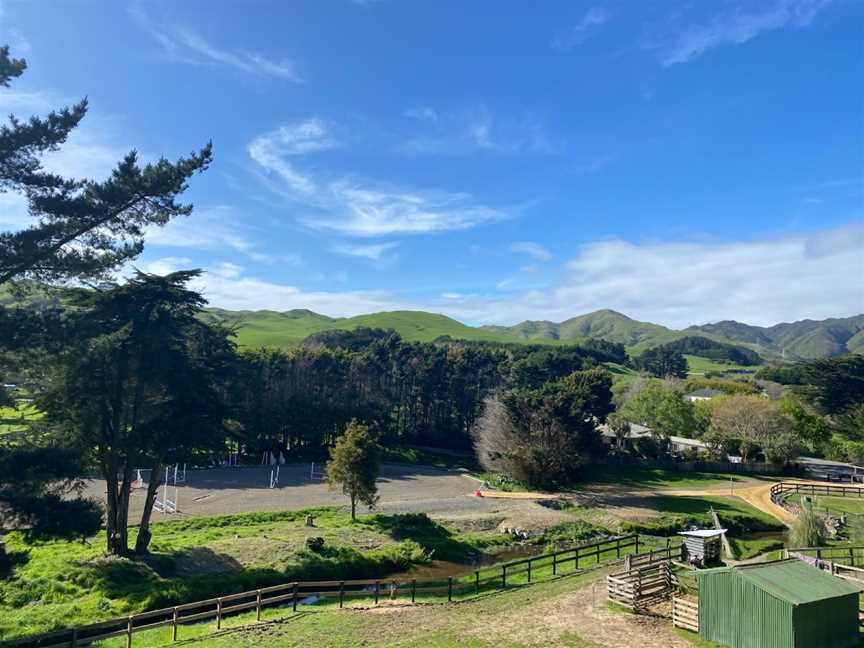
[552,7,613,52]
[398,106,561,157]
[333,241,399,260]
[510,241,552,262]
[644,1,834,66]
[145,205,302,266]
[248,118,507,237]
[129,6,303,81]
[404,107,440,124]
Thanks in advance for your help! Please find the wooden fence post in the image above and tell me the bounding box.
[126,615,133,648]
[71,628,78,648]
[527,559,532,583]
[448,577,453,602]
[216,598,223,630]
[502,564,507,588]
[575,548,579,570]
[172,606,179,640]
[616,539,621,559]
[255,591,261,622]
[374,580,380,604]
[293,583,298,612]
[635,536,640,555]
[339,581,345,608]
[411,579,416,603]
[475,570,480,594]
[553,552,558,575]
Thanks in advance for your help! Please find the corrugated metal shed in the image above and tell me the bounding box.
[695,560,861,648]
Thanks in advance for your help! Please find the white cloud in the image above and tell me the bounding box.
[140,256,193,275]
[248,118,506,237]
[510,241,552,262]
[440,224,864,328]
[552,7,613,51]
[644,1,834,66]
[173,224,863,330]
[130,6,302,81]
[397,107,561,157]
[190,271,408,317]
[333,241,399,260]
[212,262,243,279]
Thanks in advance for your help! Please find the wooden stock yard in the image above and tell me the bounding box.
[0,535,665,648]
[606,546,681,612]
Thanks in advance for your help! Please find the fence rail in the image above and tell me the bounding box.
[1,534,668,648]
[783,546,864,567]
[672,596,699,632]
[770,482,864,503]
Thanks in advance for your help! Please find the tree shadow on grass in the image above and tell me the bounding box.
[365,513,480,562]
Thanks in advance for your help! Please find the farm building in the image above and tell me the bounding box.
[695,559,861,648]
[680,529,725,566]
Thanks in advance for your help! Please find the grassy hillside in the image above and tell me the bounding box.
[205,309,542,349]
[483,309,668,346]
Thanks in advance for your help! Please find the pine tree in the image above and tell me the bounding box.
[0,46,212,285]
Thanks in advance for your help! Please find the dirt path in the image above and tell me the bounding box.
[665,481,796,526]
[474,575,693,648]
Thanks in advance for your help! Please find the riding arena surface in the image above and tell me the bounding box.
[83,463,508,521]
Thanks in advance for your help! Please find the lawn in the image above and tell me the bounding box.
[581,465,759,490]
[787,493,864,516]
[683,355,759,376]
[623,495,785,542]
[90,568,609,648]
[0,509,512,640]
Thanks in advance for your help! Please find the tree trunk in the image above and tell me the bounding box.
[104,463,133,555]
[350,493,356,521]
[135,461,162,554]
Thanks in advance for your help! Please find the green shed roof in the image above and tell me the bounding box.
[696,559,861,605]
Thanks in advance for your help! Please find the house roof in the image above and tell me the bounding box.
[680,529,727,538]
[696,559,861,605]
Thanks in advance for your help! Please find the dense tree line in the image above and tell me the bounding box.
[655,336,763,366]
[230,330,620,454]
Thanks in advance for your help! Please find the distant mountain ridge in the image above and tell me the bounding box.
[201,305,863,360]
[2,283,859,359]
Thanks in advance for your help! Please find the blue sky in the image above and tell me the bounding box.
[1,0,862,327]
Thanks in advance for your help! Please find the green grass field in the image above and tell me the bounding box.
[89,546,705,648]
[0,509,513,640]
[682,355,759,376]
[580,465,759,490]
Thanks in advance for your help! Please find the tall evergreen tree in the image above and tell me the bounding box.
[42,272,234,555]
[0,42,213,548]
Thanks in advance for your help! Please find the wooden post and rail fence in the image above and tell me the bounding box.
[0,534,679,648]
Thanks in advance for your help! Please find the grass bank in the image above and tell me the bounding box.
[0,509,511,640]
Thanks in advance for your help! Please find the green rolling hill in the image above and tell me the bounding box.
[3,282,860,360]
